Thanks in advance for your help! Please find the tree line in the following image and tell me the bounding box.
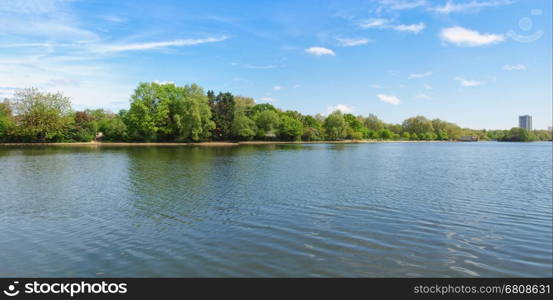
[1,82,551,143]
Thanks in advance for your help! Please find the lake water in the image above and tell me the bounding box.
[0,142,551,277]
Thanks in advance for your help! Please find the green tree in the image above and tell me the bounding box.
[98,113,128,141]
[323,111,347,140]
[432,118,462,140]
[301,115,323,141]
[533,130,552,141]
[231,113,257,140]
[279,115,303,141]
[402,116,433,136]
[125,82,163,141]
[67,110,97,141]
[208,92,236,140]
[423,131,437,140]
[170,84,215,141]
[254,110,280,139]
[502,127,533,142]
[234,96,255,108]
[12,88,72,142]
[249,103,278,117]
[436,129,449,140]
[377,128,392,140]
[344,114,366,140]
[126,82,214,142]
[364,114,385,131]
[0,100,14,141]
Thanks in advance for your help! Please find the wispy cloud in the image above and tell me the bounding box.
[503,64,526,71]
[359,18,391,29]
[232,63,281,69]
[433,0,512,14]
[454,77,484,86]
[153,80,175,85]
[327,104,354,113]
[409,71,432,79]
[440,26,504,47]
[377,94,401,105]
[91,36,229,53]
[99,15,126,23]
[360,19,425,34]
[393,23,425,34]
[0,0,99,42]
[424,84,433,90]
[273,86,282,91]
[0,0,61,14]
[1,19,100,42]
[378,0,427,10]
[414,93,431,99]
[336,37,371,47]
[44,78,80,87]
[305,47,336,56]
[259,97,277,103]
[373,0,428,15]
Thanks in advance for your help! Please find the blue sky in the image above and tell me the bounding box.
[0,0,551,129]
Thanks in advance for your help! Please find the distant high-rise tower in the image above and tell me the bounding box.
[519,115,532,131]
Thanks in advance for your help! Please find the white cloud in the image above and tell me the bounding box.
[1,19,99,42]
[327,104,354,113]
[259,97,276,102]
[100,15,126,23]
[378,0,427,10]
[44,78,80,87]
[245,64,279,69]
[305,47,335,56]
[393,23,425,34]
[0,0,99,42]
[293,84,301,88]
[409,71,432,79]
[0,1,231,111]
[503,64,526,71]
[433,0,512,14]
[336,37,371,47]
[231,63,281,69]
[359,18,390,29]
[440,26,504,47]
[153,80,175,85]
[414,93,431,99]
[0,0,63,14]
[360,18,425,34]
[370,84,382,89]
[377,94,401,105]
[424,84,433,90]
[454,77,484,86]
[273,86,282,91]
[92,36,229,53]
[0,54,135,109]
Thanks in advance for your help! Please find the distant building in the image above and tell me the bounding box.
[519,115,532,131]
[548,126,552,131]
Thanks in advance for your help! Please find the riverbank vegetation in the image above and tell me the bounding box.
[1,83,551,143]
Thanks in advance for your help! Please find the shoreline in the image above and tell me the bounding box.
[0,140,460,147]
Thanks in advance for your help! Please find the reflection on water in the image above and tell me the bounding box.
[0,142,551,277]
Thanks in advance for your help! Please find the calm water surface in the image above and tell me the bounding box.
[0,142,551,277]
